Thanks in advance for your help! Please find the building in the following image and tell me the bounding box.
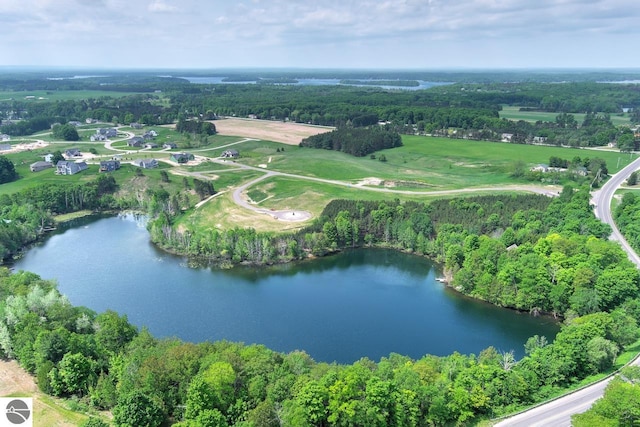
[90,134,107,142]
[221,149,239,158]
[0,143,11,151]
[64,148,81,158]
[162,143,177,149]
[127,137,145,147]
[56,161,88,175]
[44,153,54,162]
[99,160,120,172]
[170,152,194,163]
[130,122,143,129]
[133,158,158,169]
[0,134,11,142]
[30,161,53,172]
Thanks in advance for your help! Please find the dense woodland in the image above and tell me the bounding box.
[299,126,402,157]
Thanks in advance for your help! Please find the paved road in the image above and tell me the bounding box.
[496,155,640,427]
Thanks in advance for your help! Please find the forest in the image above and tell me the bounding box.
[299,126,402,157]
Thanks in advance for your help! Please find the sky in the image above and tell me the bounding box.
[1,0,639,70]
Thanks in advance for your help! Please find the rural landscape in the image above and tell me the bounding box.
[1,67,640,427]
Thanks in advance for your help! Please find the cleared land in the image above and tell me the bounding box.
[0,360,90,426]
[213,117,333,145]
[500,106,632,126]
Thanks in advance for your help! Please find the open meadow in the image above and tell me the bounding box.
[499,105,632,126]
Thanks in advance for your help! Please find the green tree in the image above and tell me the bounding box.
[628,171,638,186]
[112,389,166,427]
[52,124,80,141]
[94,310,137,354]
[0,155,18,184]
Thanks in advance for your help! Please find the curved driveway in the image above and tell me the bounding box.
[495,154,640,427]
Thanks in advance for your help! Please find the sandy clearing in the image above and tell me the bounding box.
[0,360,37,396]
[213,117,333,145]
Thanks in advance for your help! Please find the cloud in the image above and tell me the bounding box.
[1,0,639,68]
[148,1,178,13]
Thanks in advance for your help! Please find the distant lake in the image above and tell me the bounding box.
[14,214,559,363]
[179,76,451,90]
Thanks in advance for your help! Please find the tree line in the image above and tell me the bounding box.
[299,126,402,157]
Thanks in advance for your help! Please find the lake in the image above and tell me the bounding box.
[14,214,559,364]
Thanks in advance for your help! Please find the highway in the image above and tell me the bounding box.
[495,154,640,426]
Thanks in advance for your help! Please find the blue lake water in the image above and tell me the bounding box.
[14,214,559,363]
[179,76,450,90]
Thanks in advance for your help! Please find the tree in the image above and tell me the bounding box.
[112,390,166,427]
[51,150,65,164]
[628,171,638,186]
[0,155,18,184]
[52,124,80,141]
[94,310,137,354]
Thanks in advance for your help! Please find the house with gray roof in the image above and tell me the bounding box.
[221,149,239,158]
[127,137,144,147]
[64,148,82,158]
[99,160,120,172]
[170,152,194,163]
[56,161,88,175]
[133,158,158,169]
[30,161,53,172]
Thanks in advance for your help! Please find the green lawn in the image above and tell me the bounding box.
[500,106,631,126]
[0,89,142,102]
[232,136,636,190]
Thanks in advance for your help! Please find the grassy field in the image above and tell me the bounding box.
[0,89,143,102]
[500,106,632,126]
[232,136,636,190]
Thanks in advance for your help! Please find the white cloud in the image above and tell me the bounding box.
[0,0,639,68]
[148,1,178,13]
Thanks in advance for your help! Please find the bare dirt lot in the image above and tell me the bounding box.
[214,118,333,145]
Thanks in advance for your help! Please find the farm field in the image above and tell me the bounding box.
[500,105,632,125]
[213,117,333,145]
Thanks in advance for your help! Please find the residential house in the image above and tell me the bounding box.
[127,137,145,147]
[85,118,98,124]
[221,149,239,158]
[64,148,82,158]
[144,142,159,149]
[170,152,194,163]
[44,153,54,162]
[97,128,117,138]
[572,166,589,177]
[133,158,158,169]
[130,122,143,129]
[68,121,82,127]
[0,143,11,151]
[142,130,157,140]
[90,134,107,142]
[162,142,177,149]
[99,160,120,172]
[532,136,547,144]
[530,164,549,173]
[30,161,53,172]
[56,160,88,175]
[501,133,514,142]
[0,134,10,142]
